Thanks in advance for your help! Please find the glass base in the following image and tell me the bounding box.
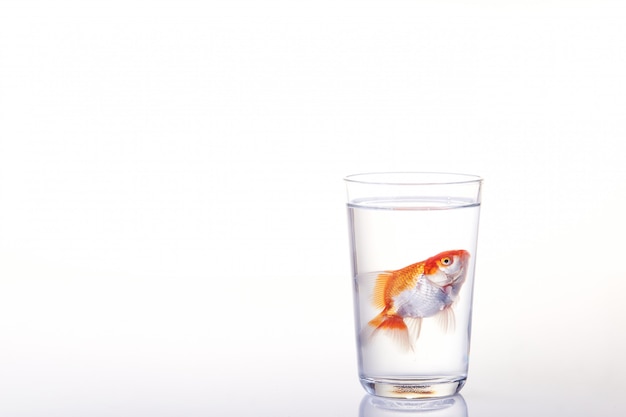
[360,377,466,399]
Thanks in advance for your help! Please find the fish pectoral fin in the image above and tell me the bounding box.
[435,307,456,333]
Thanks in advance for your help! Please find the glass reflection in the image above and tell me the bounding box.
[360,394,467,417]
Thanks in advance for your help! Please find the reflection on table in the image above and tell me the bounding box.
[360,394,467,417]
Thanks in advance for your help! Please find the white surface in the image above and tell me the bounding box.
[1,1,625,415]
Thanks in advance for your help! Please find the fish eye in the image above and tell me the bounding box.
[441,257,451,265]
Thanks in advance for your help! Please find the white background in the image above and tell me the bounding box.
[1,1,625,415]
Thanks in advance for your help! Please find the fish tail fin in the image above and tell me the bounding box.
[367,313,411,350]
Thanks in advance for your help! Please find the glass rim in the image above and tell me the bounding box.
[344,172,483,186]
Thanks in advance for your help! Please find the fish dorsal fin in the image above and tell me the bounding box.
[372,262,424,310]
[372,271,393,309]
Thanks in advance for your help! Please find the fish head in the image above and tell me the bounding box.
[424,249,470,286]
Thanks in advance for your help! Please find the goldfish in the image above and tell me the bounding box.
[365,249,470,350]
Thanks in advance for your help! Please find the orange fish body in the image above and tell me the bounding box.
[367,249,470,348]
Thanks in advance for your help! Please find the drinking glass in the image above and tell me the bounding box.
[345,172,482,398]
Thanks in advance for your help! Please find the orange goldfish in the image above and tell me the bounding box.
[366,249,470,349]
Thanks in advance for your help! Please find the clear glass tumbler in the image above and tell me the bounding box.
[345,172,482,398]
